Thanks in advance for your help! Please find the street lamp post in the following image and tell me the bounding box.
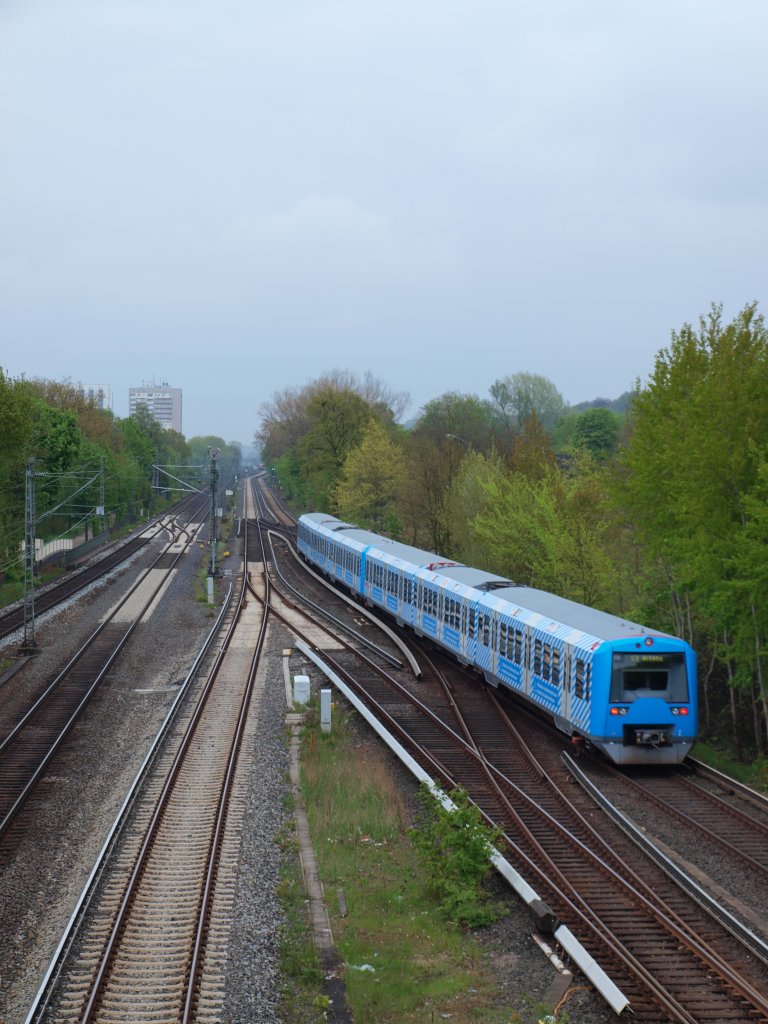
[446,433,472,451]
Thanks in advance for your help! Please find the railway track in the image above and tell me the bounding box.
[248,482,768,1022]
[0,497,209,848]
[593,759,768,881]
[27,476,271,1022]
[310,642,768,1022]
[27,475,767,1022]
[0,494,203,645]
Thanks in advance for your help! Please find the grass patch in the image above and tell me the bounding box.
[295,700,518,1023]
[692,740,768,792]
[277,828,326,1023]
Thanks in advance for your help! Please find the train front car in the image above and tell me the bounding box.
[589,634,697,765]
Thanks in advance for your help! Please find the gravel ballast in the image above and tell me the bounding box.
[0,529,628,1024]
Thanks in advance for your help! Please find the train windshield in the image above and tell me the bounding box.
[610,652,688,703]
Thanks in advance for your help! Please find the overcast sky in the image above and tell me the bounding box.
[2,1,767,445]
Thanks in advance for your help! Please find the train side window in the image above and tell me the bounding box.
[500,624,509,657]
[533,638,542,675]
[513,629,523,664]
[542,643,551,681]
[574,659,589,701]
[552,647,561,686]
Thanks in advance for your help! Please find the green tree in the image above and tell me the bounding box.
[471,457,616,606]
[618,302,768,753]
[334,420,406,533]
[412,391,496,455]
[0,370,35,577]
[556,407,622,461]
[297,388,373,508]
[489,372,566,437]
[403,393,497,552]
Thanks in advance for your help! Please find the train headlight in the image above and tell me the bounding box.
[670,707,688,716]
[610,706,629,716]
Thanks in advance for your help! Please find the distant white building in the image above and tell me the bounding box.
[129,383,183,433]
[80,383,111,411]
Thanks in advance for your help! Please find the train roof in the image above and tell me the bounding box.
[300,513,675,643]
[301,514,461,569]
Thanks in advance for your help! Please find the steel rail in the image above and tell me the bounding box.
[80,496,266,1022]
[302,642,768,1023]
[23,584,234,1024]
[0,498,209,838]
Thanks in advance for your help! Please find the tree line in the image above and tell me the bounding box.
[257,306,768,763]
[0,374,241,592]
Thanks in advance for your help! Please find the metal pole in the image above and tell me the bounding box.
[99,454,106,535]
[208,448,220,577]
[22,458,37,651]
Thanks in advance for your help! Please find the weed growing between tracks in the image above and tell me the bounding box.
[285,698,522,1023]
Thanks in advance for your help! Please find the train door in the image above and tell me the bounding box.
[522,627,532,695]
[561,648,572,723]
[475,603,494,677]
[414,579,424,636]
[467,602,479,666]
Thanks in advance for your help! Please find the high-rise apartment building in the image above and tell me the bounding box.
[80,384,111,411]
[129,383,183,433]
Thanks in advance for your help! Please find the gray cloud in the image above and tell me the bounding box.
[2,1,767,441]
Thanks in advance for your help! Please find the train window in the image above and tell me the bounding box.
[542,643,551,681]
[499,624,509,657]
[552,647,561,686]
[533,638,542,675]
[610,653,688,703]
[403,578,413,605]
[443,597,460,628]
[477,612,489,646]
[513,629,523,663]
[574,659,589,700]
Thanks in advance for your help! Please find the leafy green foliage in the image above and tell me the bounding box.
[0,374,194,588]
[258,374,407,514]
[334,420,406,533]
[470,457,618,607]
[489,372,567,436]
[618,302,768,751]
[554,407,623,460]
[412,784,505,927]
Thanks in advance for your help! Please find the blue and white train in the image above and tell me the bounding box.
[298,513,697,766]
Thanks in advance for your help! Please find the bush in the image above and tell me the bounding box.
[412,783,505,927]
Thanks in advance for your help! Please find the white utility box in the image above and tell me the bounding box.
[293,674,311,704]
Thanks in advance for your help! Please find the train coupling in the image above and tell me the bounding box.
[633,728,669,746]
